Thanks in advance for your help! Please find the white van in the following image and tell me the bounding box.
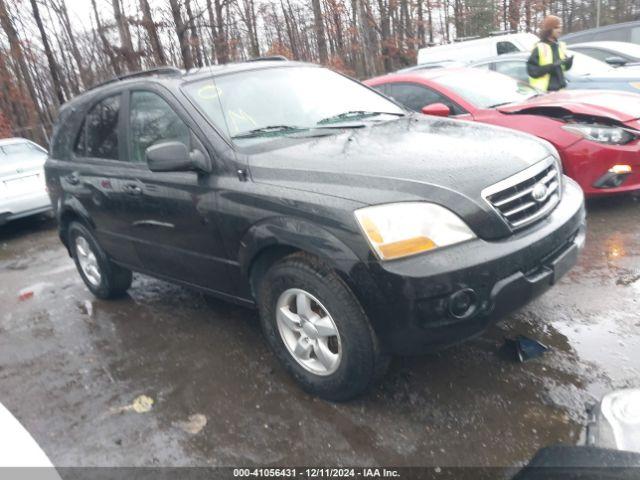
[417,32,539,65]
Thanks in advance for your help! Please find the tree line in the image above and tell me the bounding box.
[0,0,638,145]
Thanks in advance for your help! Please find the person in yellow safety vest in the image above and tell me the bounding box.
[526,15,574,92]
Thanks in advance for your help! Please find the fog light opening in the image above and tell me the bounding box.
[593,170,632,189]
[449,288,478,319]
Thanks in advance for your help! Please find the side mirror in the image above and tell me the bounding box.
[605,56,627,67]
[145,141,211,173]
[421,103,451,117]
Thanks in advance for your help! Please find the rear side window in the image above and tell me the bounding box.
[129,91,191,163]
[75,95,121,160]
[497,41,519,55]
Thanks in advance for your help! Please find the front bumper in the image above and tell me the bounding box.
[359,177,586,355]
[562,139,640,197]
[0,190,52,225]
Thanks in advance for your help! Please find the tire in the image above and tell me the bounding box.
[257,252,389,401]
[68,221,132,299]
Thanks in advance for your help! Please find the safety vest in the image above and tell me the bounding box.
[529,41,567,91]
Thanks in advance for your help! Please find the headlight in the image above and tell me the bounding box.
[354,202,476,261]
[562,123,637,145]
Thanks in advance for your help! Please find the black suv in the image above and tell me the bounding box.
[45,61,586,400]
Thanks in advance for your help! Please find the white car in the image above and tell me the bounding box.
[0,138,52,225]
[569,41,640,67]
[417,32,538,65]
[0,403,60,476]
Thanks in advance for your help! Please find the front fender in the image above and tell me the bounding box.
[238,217,393,349]
[238,216,362,278]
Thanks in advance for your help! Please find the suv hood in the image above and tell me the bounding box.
[498,90,640,123]
[248,116,554,239]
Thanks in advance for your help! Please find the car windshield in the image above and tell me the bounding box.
[566,50,614,77]
[0,141,44,161]
[183,66,405,143]
[435,69,538,109]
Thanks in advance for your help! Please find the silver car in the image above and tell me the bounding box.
[0,138,52,225]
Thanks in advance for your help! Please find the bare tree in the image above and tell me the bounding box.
[140,0,167,65]
[30,0,64,104]
[169,0,195,69]
[311,0,328,63]
[112,0,140,70]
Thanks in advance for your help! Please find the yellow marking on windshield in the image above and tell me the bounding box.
[228,109,257,133]
[198,84,222,100]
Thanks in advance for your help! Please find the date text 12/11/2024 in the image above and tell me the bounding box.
[233,468,402,477]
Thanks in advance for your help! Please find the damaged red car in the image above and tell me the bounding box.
[366,68,640,197]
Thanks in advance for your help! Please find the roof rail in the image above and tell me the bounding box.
[246,55,288,62]
[489,29,517,36]
[87,66,183,92]
[454,35,481,42]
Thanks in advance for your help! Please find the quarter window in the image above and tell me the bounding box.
[494,61,529,82]
[129,91,191,163]
[76,94,121,160]
[497,41,519,55]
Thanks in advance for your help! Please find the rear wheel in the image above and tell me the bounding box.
[68,222,132,299]
[257,253,388,401]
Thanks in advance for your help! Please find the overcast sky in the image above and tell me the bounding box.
[63,0,145,27]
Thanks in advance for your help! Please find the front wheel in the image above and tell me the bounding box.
[68,222,132,299]
[257,253,388,401]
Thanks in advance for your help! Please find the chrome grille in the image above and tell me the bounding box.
[483,158,562,231]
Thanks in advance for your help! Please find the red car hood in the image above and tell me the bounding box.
[498,90,640,123]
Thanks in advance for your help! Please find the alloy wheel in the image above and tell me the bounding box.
[75,236,102,287]
[275,288,342,376]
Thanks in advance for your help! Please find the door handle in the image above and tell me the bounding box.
[65,173,80,185]
[123,183,143,195]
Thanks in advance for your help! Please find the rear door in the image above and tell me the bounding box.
[121,87,231,293]
[69,91,141,268]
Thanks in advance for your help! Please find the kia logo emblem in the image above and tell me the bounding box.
[532,182,548,202]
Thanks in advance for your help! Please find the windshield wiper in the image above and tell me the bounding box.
[317,110,404,125]
[231,125,308,139]
[488,101,514,108]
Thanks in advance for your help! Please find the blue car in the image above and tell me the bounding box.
[471,50,640,94]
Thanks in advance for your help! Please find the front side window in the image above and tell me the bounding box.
[129,91,190,163]
[388,83,443,112]
[572,47,612,62]
[183,66,404,144]
[566,51,613,77]
[387,83,464,115]
[79,94,121,160]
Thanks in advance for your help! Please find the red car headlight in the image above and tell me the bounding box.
[562,123,638,145]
